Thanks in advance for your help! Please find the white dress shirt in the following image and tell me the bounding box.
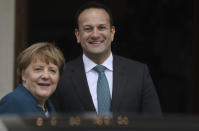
[83,53,113,112]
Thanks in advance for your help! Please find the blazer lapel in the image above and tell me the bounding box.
[111,55,128,112]
[70,57,96,111]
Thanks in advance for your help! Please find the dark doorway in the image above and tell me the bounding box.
[19,0,194,114]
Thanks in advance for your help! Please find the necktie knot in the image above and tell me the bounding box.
[94,65,106,74]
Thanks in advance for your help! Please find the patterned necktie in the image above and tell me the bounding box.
[94,65,111,116]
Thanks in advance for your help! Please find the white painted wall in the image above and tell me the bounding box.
[0,0,15,98]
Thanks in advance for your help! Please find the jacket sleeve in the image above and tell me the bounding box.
[0,95,15,114]
[0,94,24,114]
[141,64,162,115]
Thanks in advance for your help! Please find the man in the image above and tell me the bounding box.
[52,2,162,115]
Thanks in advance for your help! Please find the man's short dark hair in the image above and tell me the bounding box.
[74,1,114,29]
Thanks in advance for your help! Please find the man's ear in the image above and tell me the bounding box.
[111,26,116,42]
[75,28,81,44]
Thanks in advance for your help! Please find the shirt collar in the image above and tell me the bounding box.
[83,53,113,72]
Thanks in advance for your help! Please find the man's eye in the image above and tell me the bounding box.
[98,26,106,30]
[83,27,92,31]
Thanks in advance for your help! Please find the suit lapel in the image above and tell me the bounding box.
[71,57,96,111]
[111,55,128,112]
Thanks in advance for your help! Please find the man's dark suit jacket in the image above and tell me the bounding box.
[52,55,161,115]
[0,84,55,116]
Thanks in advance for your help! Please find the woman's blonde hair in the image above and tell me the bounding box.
[16,42,65,84]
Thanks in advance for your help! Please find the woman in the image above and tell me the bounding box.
[0,42,65,117]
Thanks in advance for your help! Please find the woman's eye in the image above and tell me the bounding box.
[34,68,42,71]
[49,69,56,73]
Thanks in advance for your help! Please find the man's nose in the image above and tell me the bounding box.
[91,28,100,38]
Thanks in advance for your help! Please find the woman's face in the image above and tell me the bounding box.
[22,59,59,101]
